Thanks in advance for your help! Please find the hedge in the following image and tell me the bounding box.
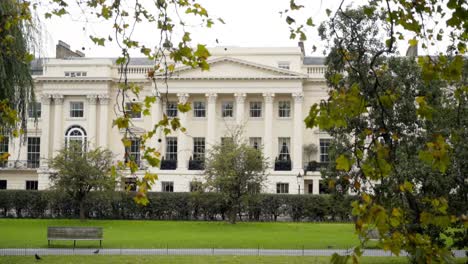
[0,190,356,222]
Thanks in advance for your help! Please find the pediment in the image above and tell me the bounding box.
[158,57,307,80]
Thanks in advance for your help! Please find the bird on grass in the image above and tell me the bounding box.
[93,249,100,254]
[34,253,41,260]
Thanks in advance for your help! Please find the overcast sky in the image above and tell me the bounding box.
[36,0,420,58]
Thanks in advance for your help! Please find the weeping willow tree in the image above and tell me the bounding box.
[0,0,36,143]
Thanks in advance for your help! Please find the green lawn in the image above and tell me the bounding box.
[3,256,467,264]
[0,219,360,249]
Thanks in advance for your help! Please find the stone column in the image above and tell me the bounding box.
[206,93,217,152]
[39,94,52,167]
[177,93,189,170]
[263,93,275,168]
[87,95,98,148]
[313,178,320,195]
[151,94,163,152]
[292,92,304,172]
[98,95,110,148]
[234,93,246,126]
[52,94,64,156]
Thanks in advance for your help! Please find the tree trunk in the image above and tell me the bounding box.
[79,200,86,221]
[228,209,237,224]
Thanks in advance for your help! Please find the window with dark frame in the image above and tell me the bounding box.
[28,102,42,118]
[0,136,8,168]
[26,180,38,190]
[193,101,206,117]
[125,139,141,167]
[249,137,262,150]
[166,101,178,117]
[278,137,291,161]
[278,101,291,118]
[249,101,262,117]
[124,178,137,191]
[320,139,331,163]
[166,137,178,160]
[193,137,205,160]
[125,102,142,119]
[70,102,84,118]
[276,183,289,194]
[0,180,6,189]
[162,181,174,192]
[27,137,40,168]
[222,101,234,118]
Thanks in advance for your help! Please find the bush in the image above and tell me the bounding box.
[0,190,356,222]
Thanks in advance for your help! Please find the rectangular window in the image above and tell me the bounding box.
[26,180,38,190]
[0,180,6,190]
[222,102,234,118]
[249,137,262,150]
[190,181,203,192]
[124,178,137,191]
[278,101,291,118]
[166,137,178,160]
[162,181,174,192]
[249,101,262,118]
[0,136,8,168]
[320,139,331,163]
[70,102,84,118]
[27,137,40,168]
[193,137,205,160]
[193,101,206,117]
[278,62,290,70]
[28,102,42,118]
[278,137,291,161]
[166,101,178,117]
[125,139,141,167]
[125,102,142,119]
[276,183,289,194]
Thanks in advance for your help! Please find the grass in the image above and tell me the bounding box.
[0,219,361,249]
[2,256,467,264]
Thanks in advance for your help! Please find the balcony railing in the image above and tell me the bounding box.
[0,160,40,170]
[304,161,329,172]
[160,157,177,170]
[274,157,292,171]
[188,158,205,170]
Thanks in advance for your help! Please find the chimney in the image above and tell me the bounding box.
[298,41,305,55]
[56,40,85,59]
[405,45,418,57]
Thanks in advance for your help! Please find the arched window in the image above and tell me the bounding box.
[65,125,87,151]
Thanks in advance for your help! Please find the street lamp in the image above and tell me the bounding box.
[297,172,302,194]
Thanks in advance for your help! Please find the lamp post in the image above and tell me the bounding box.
[297,172,302,194]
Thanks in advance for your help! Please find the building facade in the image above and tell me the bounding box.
[0,42,332,194]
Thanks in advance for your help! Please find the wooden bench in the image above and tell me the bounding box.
[47,227,103,248]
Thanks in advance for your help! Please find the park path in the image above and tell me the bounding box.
[0,248,466,258]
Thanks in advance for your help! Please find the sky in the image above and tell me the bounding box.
[35,0,419,58]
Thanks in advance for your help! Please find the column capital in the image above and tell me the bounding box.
[234,93,246,104]
[52,94,64,105]
[98,94,110,105]
[292,92,304,103]
[177,93,189,104]
[40,94,52,105]
[205,93,218,104]
[86,94,99,105]
[262,92,275,103]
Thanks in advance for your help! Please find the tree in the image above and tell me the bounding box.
[204,131,268,224]
[49,144,116,220]
[304,7,467,264]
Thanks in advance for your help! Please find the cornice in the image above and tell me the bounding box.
[34,77,113,83]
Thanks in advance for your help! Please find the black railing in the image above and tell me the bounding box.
[274,157,292,171]
[0,160,40,169]
[160,157,177,170]
[188,158,204,170]
[304,161,328,172]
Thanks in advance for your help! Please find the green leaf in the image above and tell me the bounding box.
[336,155,352,171]
[408,38,418,47]
[306,18,314,27]
[286,16,295,25]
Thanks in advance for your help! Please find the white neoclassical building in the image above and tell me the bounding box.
[0,41,333,194]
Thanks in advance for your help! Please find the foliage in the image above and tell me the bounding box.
[0,0,37,147]
[302,6,467,264]
[204,130,268,224]
[48,145,116,220]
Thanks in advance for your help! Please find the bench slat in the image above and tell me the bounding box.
[47,227,103,240]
